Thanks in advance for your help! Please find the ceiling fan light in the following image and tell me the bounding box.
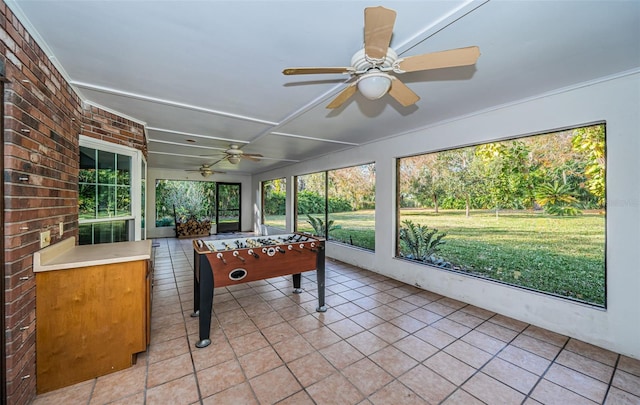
[357,72,392,100]
[228,156,241,164]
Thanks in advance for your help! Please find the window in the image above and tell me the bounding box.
[155,180,216,227]
[294,163,376,251]
[397,124,606,306]
[78,137,145,244]
[295,172,326,234]
[328,164,375,250]
[261,178,286,230]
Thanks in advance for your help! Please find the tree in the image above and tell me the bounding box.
[572,125,605,207]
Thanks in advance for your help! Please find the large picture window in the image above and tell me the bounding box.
[397,124,606,306]
[295,163,375,251]
[261,178,286,230]
[78,137,144,244]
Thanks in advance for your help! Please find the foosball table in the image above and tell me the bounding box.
[191,233,327,348]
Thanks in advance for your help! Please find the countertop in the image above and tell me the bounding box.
[34,237,152,272]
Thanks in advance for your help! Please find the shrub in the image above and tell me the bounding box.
[399,220,447,263]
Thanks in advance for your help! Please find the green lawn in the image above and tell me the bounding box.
[266,209,606,306]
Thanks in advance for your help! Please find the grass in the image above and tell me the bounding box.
[266,208,606,306]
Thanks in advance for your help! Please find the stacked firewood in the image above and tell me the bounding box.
[176,218,211,238]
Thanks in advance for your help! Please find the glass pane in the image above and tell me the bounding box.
[97,185,115,218]
[79,184,96,219]
[296,172,326,235]
[116,185,131,216]
[78,223,93,245]
[79,146,96,183]
[262,178,286,229]
[97,150,116,184]
[112,220,129,242]
[327,164,375,251]
[117,154,131,185]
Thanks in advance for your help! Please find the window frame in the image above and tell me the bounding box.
[79,135,145,242]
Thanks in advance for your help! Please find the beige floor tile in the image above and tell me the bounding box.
[400,364,457,404]
[369,321,409,343]
[556,349,615,382]
[522,324,569,347]
[191,340,236,371]
[320,340,365,370]
[146,374,200,405]
[459,305,495,320]
[605,386,640,405]
[369,345,419,377]
[444,340,493,369]
[328,317,366,339]
[196,358,246,398]
[148,335,190,364]
[32,380,94,405]
[306,372,364,405]
[407,307,444,325]
[446,310,485,328]
[343,358,394,396]
[393,334,438,362]
[275,389,316,405]
[461,330,507,355]
[389,314,427,333]
[441,389,485,404]
[202,382,258,405]
[612,369,640,397]
[89,365,146,405]
[463,372,525,404]
[250,366,302,404]
[425,351,476,385]
[228,330,270,357]
[413,325,457,349]
[565,338,618,366]
[475,320,520,342]
[545,363,608,403]
[302,327,342,350]
[498,345,551,375]
[238,345,283,379]
[619,356,640,377]
[368,380,428,405]
[272,334,316,362]
[288,351,336,387]
[350,311,386,329]
[512,334,563,360]
[346,330,389,356]
[482,357,539,394]
[147,352,194,388]
[530,379,597,405]
[489,314,529,332]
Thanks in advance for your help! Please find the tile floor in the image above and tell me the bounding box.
[34,236,640,405]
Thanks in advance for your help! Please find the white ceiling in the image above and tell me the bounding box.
[7,0,640,175]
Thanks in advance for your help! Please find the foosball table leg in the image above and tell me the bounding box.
[195,253,214,348]
[316,243,327,312]
[191,248,200,319]
[292,273,302,294]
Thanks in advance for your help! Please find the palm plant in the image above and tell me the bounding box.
[306,215,341,237]
[399,220,447,262]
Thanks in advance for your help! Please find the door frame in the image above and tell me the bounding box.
[215,182,241,233]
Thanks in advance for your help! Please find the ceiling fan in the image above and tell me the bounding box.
[185,164,225,178]
[282,6,480,109]
[217,144,263,165]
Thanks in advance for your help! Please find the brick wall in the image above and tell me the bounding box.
[82,104,146,155]
[1,4,146,404]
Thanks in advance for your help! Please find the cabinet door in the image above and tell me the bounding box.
[36,260,147,393]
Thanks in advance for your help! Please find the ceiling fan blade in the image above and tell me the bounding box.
[243,153,263,157]
[326,83,357,109]
[283,67,352,75]
[397,46,480,73]
[242,155,261,162]
[364,6,397,60]
[388,78,420,107]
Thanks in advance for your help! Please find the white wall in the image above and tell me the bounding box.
[147,168,253,238]
[253,72,640,359]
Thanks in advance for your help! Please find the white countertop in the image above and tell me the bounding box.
[34,237,152,272]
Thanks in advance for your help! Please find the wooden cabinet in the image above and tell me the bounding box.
[34,239,152,394]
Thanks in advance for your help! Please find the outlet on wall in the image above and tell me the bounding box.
[40,230,51,248]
